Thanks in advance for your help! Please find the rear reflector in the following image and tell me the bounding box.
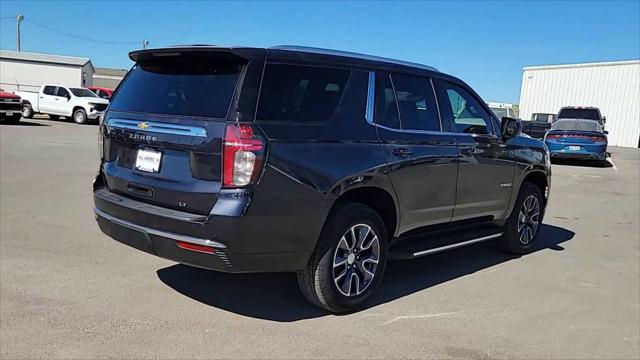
[176,241,215,254]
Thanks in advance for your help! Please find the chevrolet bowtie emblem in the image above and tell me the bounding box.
[137,122,149,129]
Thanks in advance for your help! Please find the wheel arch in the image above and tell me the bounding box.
[325,186,399,242]
[506,169,550,220]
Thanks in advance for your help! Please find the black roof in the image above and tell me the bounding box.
[129,45,439,74]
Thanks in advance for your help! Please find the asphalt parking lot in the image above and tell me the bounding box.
[1,117,639,359]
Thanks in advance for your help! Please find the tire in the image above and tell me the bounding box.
[49,114,60,121]
[73,108,87,124]
[22,103,33,119]
[499,182,544,254]
[297,202,388,313]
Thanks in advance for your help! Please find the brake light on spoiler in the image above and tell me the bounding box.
[222,123,265,188]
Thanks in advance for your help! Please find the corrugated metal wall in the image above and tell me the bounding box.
[519,60,640,148]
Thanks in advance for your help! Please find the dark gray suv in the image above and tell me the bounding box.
[93,45,551,313]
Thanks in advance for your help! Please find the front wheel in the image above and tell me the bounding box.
[499,182,544,254]
[297,202,388,313]
[22,104,33,119]
[73,108,87,124]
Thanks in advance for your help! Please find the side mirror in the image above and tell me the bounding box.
[604,130,609,135]
[602,116,606,123]
[65,94,71,101]
[501,117,521,140]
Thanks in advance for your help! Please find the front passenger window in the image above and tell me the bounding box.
[56,87,70,98]
[442,84,491,134]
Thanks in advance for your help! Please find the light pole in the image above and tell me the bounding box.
[16,14,24,51]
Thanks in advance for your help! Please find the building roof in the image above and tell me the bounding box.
[95,67,128,77]
[0,49,94,71]
[523,59,640,71]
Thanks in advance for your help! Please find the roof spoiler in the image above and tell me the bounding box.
[129,46,255,63]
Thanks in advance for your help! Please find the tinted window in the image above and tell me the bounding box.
[43,86,56,95]
[374,73,400,129]
[552,119,602,132]
[70,88,97,97]
[56,87,70,98]
[110,56,242,118]
[557,108,600,120]
[257,63,349,122]
[390,74,439,131]
[490,107,508,119]
[442,83,491,134]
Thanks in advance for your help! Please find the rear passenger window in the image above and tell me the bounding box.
[43,86,56,95]
[390,74,439,131]
[257,63,350,122]
[374,73,400,129]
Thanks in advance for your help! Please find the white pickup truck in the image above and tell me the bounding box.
[17,84,109,124]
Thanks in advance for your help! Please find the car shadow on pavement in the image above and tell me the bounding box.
[551,158,612,168]
[0,120,50,126]
[156,224,574,322]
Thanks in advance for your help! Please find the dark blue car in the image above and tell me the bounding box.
[544,119,608,161]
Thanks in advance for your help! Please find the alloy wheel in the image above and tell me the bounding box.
[332,224,380,297]
[518,195,540,245]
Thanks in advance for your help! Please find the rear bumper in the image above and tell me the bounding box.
[549,151,606,160]
[93,183,314,273]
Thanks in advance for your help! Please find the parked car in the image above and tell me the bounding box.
[88,86,114,100]
[521,113,557,139]
[93,45,551,313]
[544,119,608,161]
[17,85,109,124]
[557,106,606,127]
[0,89,22,124]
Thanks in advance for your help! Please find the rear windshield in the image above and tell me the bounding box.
[70,88,97,98]
[557,108,600,120]
[490,107,508,119]
[110,56,242,118]
[552,119,602,132]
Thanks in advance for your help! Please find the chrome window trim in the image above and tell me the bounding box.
[365,71,375,125]
[94,207,226,249]
[105,118,208,137]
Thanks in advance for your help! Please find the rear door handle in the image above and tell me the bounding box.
[392,148,413,157]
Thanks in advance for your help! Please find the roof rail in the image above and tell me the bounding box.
[269,45,438,72]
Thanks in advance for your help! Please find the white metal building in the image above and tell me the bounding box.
[0,49,94,92]
[519,60,640,148]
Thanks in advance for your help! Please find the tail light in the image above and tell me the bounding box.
[545,134,560,140]
[222,123,265,188]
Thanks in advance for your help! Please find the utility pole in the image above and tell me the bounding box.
[142,40,149,49]
[16,14,24,51]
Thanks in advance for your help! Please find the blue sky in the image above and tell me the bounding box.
[1,1,639,103]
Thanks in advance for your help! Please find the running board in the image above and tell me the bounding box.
[389,232,503,260]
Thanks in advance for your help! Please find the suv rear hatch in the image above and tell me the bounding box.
[101,48,259,215]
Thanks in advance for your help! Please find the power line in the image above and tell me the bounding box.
[24,18,140,45]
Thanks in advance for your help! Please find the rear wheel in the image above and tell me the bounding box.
[297,202,387,313]
[22,104,33,118]
[499,182,543,254]
[73,108,87,124]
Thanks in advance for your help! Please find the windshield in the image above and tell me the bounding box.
[109,55,242,118]
[490,107,508,119]
[551,119,603,132]
[70,88,98,98]
[557,108,600,120]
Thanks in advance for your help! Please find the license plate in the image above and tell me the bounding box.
[135,149,162,173]
[568,145,581,151]
[5,112,13,116]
